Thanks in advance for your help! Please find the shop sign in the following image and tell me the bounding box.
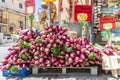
[74,5,92,21]
[100,16,116,30]
[25,0,35,14]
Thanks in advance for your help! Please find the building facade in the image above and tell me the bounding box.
[0,0,26,33]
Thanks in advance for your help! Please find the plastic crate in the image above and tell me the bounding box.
[2,68,32,78]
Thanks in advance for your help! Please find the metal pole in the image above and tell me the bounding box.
[90,0,94,43]
[48,2,51,26]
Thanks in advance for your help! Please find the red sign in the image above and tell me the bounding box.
[74,5,92,21]
[25,0,35,14]
[100,16,116,30]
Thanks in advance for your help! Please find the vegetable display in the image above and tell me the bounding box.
[1,25,102,72]
[1,30,37,72]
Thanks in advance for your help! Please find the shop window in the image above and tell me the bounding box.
[1,0,5,3]
[19,3,23,9]
[9,27,13,32]
[19,21,23,29]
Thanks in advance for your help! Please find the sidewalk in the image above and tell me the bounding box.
[0,70,119,80]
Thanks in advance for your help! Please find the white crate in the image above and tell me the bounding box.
[102,55,120,77]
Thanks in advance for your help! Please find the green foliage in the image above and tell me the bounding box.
[9,65,18,72]
[63,45,73,53]
[80,21,87,27]
[51,45,61,58]
[19,41,31,48]
[88,52,96,60]
[36,38,43,44]
[19,54,30,60]
[28,14,34,20]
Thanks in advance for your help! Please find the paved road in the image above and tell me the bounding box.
[0,46,10,61]
[0,45,119,80]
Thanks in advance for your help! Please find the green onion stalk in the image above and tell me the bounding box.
[106,29,112,46]
[60,20,66,27]
[28,14,34,30]
[80,21,87,39]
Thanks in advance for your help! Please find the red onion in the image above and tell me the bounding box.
[52,57,57,62]
[61,51,65,55]
[56,39,60,43]
[58,64,62,67]
[81,48,86,53]
[60,59,64,63]
[35,60,39,65]
[40,47,45,51]
[4,54,11,60]
[76,64,80,67]
[59,55,64,58]
[13,57,17,62]
[10,50,16,55]
[70,52,76,58]
[47,44,52,48]
[80,54,85,59]
[6,63,11,69]
[65,54,69,59]
[86,45,91,49]
[68,58,73,64]
[39,58,43,63]
[49,40,54,43]
[94,60,101,64]
[48,28,52,32]
[66,42,70,46]
[45,60,50,64]
[34,56,39,60]
[27,30,32,38]
[74,56,80,63]
[22,64,26,68]
[34,51,39,55]
[8,47,14,51]
[1,60,8,65]
[53,43,57,47]
[54,60,59,65]
[50,35,55,39]
[85,50,90,55]
[45,48,49,53]
[40,52,45,57]
[41,34,46,38]
[1,66,6,71]
[76,51,81,55]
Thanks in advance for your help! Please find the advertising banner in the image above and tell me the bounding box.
[74,5,92,21]
[100,16,116,30]
[25,0,35,14]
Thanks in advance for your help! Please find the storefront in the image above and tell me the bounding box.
[93,0,120,44]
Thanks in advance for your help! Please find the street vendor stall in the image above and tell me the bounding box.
[3,0,120,78]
